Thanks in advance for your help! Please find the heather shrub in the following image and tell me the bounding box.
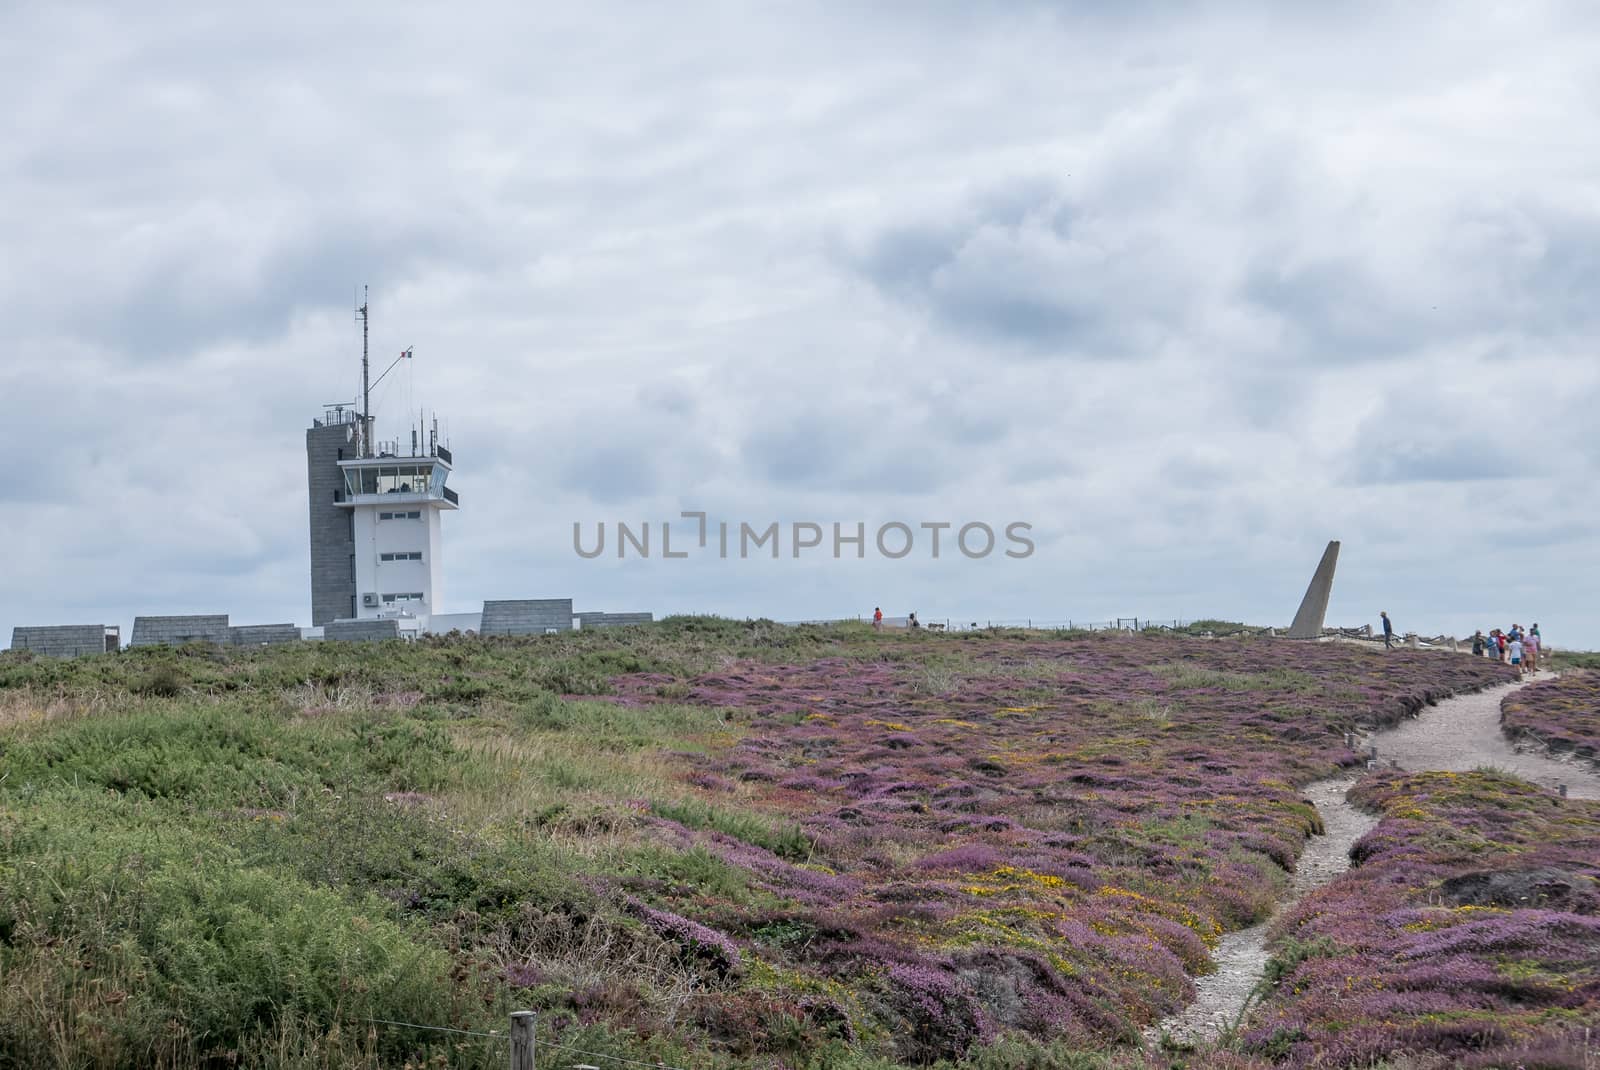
[882,963,990,1063]
[949,1036,1117,1070]
[1501,670,1600,766]
[1248,771,1600,1068]
[0,624,1527,1068]
[531,649,672,694]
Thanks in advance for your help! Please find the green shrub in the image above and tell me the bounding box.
[135,663,185,697]
[0,792,473,1067]
[651,798,811,861]
[1260,935,1339,989]
[228,792,593,929]
[0,706,463,804]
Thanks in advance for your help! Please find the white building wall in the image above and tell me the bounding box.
[352,508,379,616]
[374,513,426,554]
[350,504,444,622]
[427,508,444,616]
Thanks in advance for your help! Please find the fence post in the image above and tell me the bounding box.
[510,1011,536,1070]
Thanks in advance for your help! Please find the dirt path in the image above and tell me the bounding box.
[1363,674,1600,800]
[1155,778,1376,1045]
[1155,673,1600,1047]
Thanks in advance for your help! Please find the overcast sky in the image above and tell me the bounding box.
[5,2,1598,649]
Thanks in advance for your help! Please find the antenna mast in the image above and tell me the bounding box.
[357,285,371,458]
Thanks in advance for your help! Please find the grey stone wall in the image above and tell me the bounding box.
[11,625,108,658]
[480,599,574,635]
[324,618,400,642]
[307,421,357,626]
[229,623,302,646]
[576,611,654,629]
[130,615,232,647]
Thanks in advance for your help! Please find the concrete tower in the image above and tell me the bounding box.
[333,423,458,634]
[306,293,459,634]
[306,406,361,625]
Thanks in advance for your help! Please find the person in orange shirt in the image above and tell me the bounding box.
[872,607,883,630]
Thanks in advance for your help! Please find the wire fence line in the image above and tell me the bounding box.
[543,1039,696,1070]
[362,1016,507,1041]
[780,615,1208,633]
[361,1012,698,1070]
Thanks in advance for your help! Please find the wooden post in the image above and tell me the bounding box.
[510,1011,536,1070]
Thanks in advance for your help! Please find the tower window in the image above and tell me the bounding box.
[379,552,424,562]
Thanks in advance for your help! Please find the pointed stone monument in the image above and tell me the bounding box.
[1287,540,1340,639]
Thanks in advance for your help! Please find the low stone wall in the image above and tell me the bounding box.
[130,615,231,647]
[576,611,654,629]
[229,623,302,646]
[323,618,400,642]
[11,624,108,658]
[481,599,574,636]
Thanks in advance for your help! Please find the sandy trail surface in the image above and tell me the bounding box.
[1365,673,1599,800]
[1154,672,1600,1047]
[1155,778,1376,1045]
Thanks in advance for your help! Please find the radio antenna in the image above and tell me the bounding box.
[356,285,371,457]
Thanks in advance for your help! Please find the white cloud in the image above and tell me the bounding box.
[3,1,1598,647]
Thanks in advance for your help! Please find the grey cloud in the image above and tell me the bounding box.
[1243,257,1431,363]
[5,2,1600,649]
[558,444,666,504]
[1348,439,1521,486]
[847,186,1175,358]
[1513,213,1600,335]
[18,216,497,361]
[741,400,990,496]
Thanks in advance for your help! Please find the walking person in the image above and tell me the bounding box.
[1471,630,1485,657]
[1509,633,1524,678]
[873,606,883,631]
[1380,611,1394,650]
[1524,627,1539,673]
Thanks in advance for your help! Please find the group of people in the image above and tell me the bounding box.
[1472,623,1542,676]
[871,607,921,630]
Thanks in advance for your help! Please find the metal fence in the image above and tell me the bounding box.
[778,616,1202,633]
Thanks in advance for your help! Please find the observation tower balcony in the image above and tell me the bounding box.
[334,454,459,510]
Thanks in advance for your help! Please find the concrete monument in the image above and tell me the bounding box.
[1287,540,1340,639]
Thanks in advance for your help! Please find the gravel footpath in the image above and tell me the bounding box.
[1154,672,1600,1048]
[1155,778,1376,1045]
[1365,673,1600,800]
